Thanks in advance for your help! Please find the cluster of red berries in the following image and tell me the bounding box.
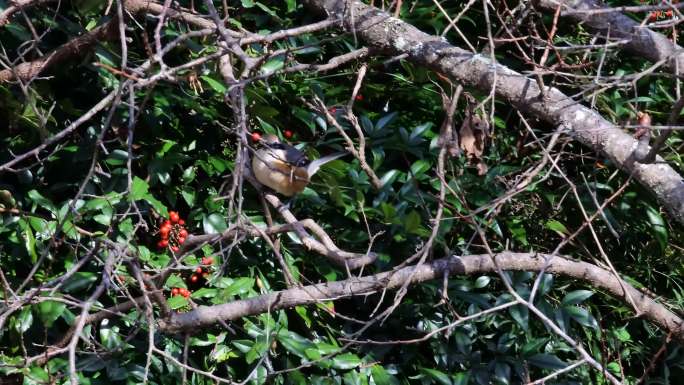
[645,0,678,21]
[170,287,191,298]
[190,257,213,283]
[157,211,188,253]
[649,9,674,20]
[250,130,293,142]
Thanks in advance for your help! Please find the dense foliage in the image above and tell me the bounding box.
[1,0,683,384]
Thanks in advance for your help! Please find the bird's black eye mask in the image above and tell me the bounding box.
[265,141,310,167]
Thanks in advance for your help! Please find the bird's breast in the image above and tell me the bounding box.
[252,150,310,196]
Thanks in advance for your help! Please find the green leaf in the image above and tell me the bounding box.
[380,169,400,187]
[14,307,33,333]
[35,300,66,327]
[62,272,98,293]
[545,220,568,236]
[331,353,361,370]
[474,276,491,289]
[404,210,421,234]
[130,177,149,201]
[277,330,314,358]
[371,365,399,385]
[260,57,285,75]
[419,368,452,385]
[509,304,528,330]
[285,0,296,12]
[645,206,668,252]
[167,295,188,310]
[564,306,598,328]
[224,277,254,296]
[527,354,568,370]
[165,274,187,289]
[561,290,594,306]
[201,76,227,93]
[203,213,227,234]
[375,111,398,131]
[28,190,56,213]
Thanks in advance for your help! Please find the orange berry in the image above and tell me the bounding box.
[178,219,185,225]
[157,239,168,248]
[179,229,188,238]
[251,132,261,141]
[190,274,199,283]
[666,9,673,17]
[284,130,293,139]
[169,211,180,223]
[159,226,170,237]
[178,236,186,244]
[171,246,180,252]
[196,267,203,274]
[171,288,179,296]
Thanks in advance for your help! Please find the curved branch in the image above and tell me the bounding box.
[158,252,684,343]
[0,0,57,27]
[303,0,684,225]
[0,20,119,83]
[539,0,684,73]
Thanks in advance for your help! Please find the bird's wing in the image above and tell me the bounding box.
[306,152,347,176]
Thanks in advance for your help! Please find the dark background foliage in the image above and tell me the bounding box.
[1,0,683,384]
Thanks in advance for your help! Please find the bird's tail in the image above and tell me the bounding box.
[307,152,347,176]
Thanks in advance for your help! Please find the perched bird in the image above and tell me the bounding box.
[251,134,346,196]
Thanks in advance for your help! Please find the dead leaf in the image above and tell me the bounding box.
[459,111,491,174]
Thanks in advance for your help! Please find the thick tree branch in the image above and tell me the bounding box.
[158,252,684,343]
[0,20,119,83]
[538,0,684,73]
[304,0,684,225]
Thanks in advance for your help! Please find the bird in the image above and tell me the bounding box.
[251,134,346,197]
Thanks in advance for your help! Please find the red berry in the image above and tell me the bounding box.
[171,288,179,296]
[251,132,262,141]
[196,267,203,274]
[162,220,171,228]
[329,107,337,114]
[202,257,213,265]
[178,236,186,244]
[284,130,293,139]
[178,219,185,225]
[159,226,170,237]
[157,239,168,248]
[179,229,188,238]
[169,211,180,223]
[190,274,199,283]
[355,94,363,101]
[183,289,191,298]
[666,9,673,17]
[171,246,180,252]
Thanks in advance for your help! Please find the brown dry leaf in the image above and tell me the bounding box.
[459,112,490,174]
